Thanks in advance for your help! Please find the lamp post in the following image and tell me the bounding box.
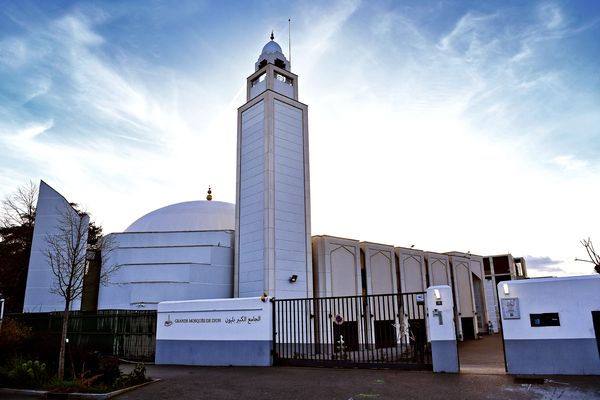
[0,293,5,334]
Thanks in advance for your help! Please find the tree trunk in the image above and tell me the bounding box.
[58,302,70,380]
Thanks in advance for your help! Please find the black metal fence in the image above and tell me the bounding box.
[273,292,431,369]
[9,310,157,361]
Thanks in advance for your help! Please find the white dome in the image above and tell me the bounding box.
[125,200,235,233]
[261,40,283,55]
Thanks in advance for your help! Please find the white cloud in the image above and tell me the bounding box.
[550,155,589,171]
[15,119,54,140]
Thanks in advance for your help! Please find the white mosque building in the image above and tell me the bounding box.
[23,35,528,341]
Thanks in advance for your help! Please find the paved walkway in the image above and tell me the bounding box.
[459,333,506,375]
[111,364,600,400]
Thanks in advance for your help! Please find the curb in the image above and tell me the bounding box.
[0,378,160,399]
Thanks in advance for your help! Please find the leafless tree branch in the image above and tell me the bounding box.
[580,238,600,274]
[1,180,37,228]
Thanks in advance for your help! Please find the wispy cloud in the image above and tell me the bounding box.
[525,255,563,268]
[15,119,53,140]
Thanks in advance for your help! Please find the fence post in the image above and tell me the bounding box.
[427,286,459,373]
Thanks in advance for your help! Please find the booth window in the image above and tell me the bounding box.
[275,72,293,86]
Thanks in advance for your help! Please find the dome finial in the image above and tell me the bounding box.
[270,31,274,41]
[206,186,213,201]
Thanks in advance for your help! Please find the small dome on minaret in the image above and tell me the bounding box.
[255,31,290,72]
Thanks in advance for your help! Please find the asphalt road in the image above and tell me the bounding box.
[112,365,600,400]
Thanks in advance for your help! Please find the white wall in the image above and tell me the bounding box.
[237,100,266,297]
[23,181,86,312]
[273,99,309,299]
[396,247,426,294]
[426,252,451,287]
[499,276,600,340]
[499,275,600,375]
[156,296,273,366]
[98,230,234,310]
[362,242,397,295]
[484,278,500,333]
[312,236,362,297]
[157,297,272,342]
[236,91,312,300]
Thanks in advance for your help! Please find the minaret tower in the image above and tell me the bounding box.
[234,33,312,299]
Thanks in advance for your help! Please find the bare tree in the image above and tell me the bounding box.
[1,180,37,228]
[43,206,116,380]
[576,238,600,274]
[0,181,38,312]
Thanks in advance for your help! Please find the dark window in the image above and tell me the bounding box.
[374,320,396,349]
[258,60,267,69]
[492,256,510,274]
[483,258,491,275]
[333,321,359,352]
[530,313,560,327]
[461,317,476,340]
[274,58,286,69]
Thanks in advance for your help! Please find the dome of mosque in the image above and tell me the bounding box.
[261,40,283,55]
[125,200,235,233]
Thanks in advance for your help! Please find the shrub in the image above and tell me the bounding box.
[6,359,47,388]
[97,356,121,386]
[115,363,149,388]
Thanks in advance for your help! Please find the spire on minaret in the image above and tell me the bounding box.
[206,186,213,201]
[270,31,274,40]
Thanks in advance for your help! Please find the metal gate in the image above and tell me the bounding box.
[273,292,431,369]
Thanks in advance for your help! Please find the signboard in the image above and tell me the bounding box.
[155,296,273,366]
[416,294,425,304]
[334,314,344,325]
[156,297,272,342]
[501,297,520,319]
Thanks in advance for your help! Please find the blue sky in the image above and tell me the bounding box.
[1,0,599,276]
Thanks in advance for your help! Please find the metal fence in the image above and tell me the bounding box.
[9,310,156,361]
[273,292,431,369]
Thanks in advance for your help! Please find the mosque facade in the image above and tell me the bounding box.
[22,36,528,342]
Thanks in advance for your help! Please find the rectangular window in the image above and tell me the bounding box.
[251,73,266,87]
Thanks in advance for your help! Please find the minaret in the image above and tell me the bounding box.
[234,33,312,299]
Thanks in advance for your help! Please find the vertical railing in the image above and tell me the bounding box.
[7,310,157,361]
[273,292,431,368]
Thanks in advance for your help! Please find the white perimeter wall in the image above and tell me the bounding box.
[500,275,600,340]
[156,297,272,342]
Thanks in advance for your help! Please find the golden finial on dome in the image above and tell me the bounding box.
[206,186,213,201]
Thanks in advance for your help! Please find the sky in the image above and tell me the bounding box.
[1,0,599,277]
